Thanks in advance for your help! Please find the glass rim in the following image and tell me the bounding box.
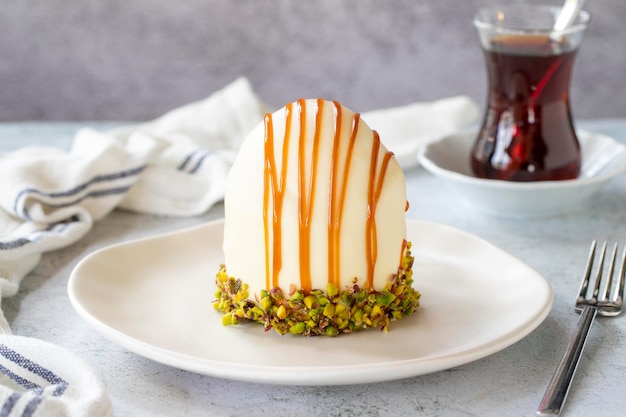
[473,5,590,36]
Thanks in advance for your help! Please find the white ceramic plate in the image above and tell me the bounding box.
[417,129,626,218]
[68,219,552,385]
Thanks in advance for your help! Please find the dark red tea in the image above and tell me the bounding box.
[471,34,581,181]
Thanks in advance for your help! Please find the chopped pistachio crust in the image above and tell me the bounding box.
[213,242,420,337]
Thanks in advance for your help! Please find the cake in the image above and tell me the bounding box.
[214,98,420,336]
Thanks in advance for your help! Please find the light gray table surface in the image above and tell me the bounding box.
[2,119,626,417]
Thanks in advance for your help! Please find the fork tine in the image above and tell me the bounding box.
[590,241,608,303]
[599,243,618,302]
[595,243,624,317]
[577,241,597,303]
[614,245,626,305]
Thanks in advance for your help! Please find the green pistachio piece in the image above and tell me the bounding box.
[276,305,287,319]
[303,295,317,309]
[289,322,306,335]
[376,290,396,306]
[260,297,273,311]
[326,283,339,298]
[290,290,305,301]
[221,313,237,326]
[323,303,335,318]
[325,326,338,337]
[318,296,330,306]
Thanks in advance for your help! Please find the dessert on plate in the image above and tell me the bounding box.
[214,98,420,336]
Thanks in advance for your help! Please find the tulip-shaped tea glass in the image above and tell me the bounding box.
[471,5,589,181]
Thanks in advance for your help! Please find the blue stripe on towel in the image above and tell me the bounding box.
[12,165,146,220]
[188,151,212,174]
[189,151,213,174]
[0,393,20,417]
[0,345,69,417]
[0,345,67,388]
[0,238,31,251]
[22,396,44,417]
[178,149,199,171]
[0,363,41,391]
[178,149,212,173]
[0,217,79,251]
[20,185,134,221]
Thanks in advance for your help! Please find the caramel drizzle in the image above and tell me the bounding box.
[263,104,294,289]
[263,99,392,292]
[262,114,272,290]
[365,132,393,289]
[328,107,360,287]
[297,98,324,291]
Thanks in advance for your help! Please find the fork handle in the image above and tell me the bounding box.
[536,305,598,416]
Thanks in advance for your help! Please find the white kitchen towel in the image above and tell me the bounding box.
[0,335,113,417]
[0,77,267,295]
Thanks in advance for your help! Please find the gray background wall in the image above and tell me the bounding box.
[1,0,624,122]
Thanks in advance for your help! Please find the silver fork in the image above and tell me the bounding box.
[537,241,626,416]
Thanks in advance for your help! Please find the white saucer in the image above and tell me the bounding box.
[417,129,626,218]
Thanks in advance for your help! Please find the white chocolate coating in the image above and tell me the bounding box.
[223,99,407,298]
